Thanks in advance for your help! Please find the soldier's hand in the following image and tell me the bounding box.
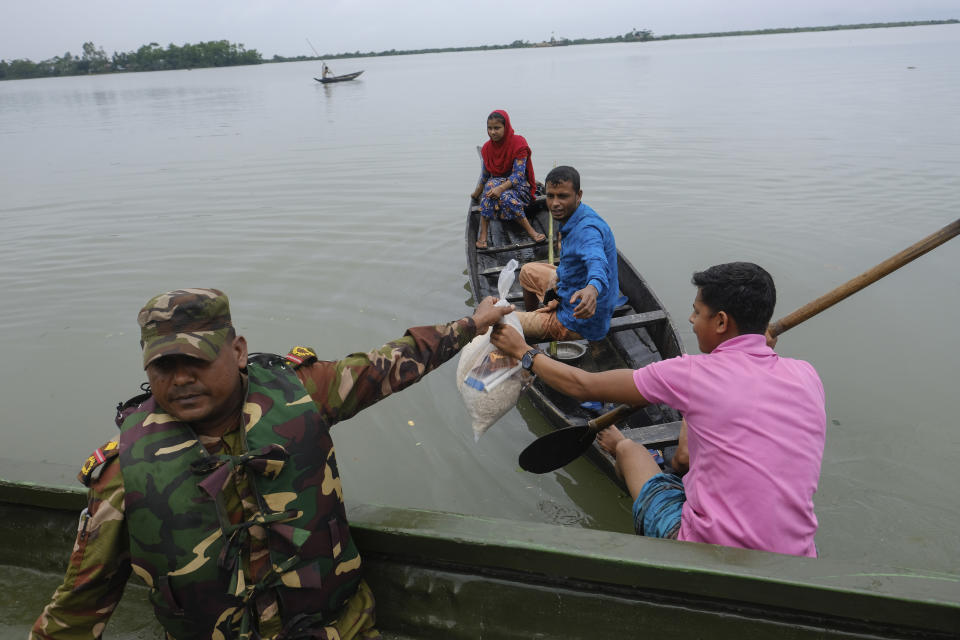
[472,296,513,335]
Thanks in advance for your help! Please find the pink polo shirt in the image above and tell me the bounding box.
[633,333,825,557]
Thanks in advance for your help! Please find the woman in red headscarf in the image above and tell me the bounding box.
[471,110,543,248]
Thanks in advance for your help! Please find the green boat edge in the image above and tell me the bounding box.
[3,478,957,639]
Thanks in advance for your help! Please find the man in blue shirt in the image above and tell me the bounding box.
[515,166,619,341]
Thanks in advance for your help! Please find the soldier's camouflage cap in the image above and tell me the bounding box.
[138,288,233,368]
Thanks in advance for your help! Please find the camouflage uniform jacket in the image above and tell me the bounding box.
[31,318,477,640]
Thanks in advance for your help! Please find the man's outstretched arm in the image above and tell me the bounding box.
[490,323,647,407]
[296,297,512,426]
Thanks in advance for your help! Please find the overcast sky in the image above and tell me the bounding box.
[2,0,957,62]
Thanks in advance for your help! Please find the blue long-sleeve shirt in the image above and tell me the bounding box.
[556,202,619,341]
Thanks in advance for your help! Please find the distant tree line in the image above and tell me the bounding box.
[272,19,956,63]
[3,19,955,80]
[0,40,262,81]
[269,29,655,63]
[655,19,958,41]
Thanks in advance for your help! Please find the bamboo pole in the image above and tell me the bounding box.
[768,218,960,337]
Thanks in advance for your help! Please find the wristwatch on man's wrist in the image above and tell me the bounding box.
[521,348,541,372]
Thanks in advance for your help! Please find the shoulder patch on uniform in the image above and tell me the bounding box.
[78,439,120,486]
[285,346,318,368]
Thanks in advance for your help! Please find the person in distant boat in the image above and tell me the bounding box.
[30,288,511,640]
[510,165,619,342]
[491,262,826,558]
[471,109,543,248]
[322,62,333,78]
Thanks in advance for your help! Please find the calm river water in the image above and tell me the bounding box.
[1,25,958,574]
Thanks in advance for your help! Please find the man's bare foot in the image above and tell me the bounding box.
[596,426,626,457]
[531,232,546,243]
[476,238,487,249]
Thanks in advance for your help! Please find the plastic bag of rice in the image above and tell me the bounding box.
[457,260,531,441]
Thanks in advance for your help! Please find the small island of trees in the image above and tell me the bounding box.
[0,40,261,80]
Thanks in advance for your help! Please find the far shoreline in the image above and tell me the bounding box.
[277,19,959,64]
[2,19,956,81]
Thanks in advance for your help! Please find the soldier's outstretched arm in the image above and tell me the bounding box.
[31,455,132,639]
[292,313,483,427]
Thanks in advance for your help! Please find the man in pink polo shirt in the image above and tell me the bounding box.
[491,262,826,557]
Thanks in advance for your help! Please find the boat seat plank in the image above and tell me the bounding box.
[478,262,545,278]
[591,420,682,473]
[612,325,663,369]
[608,310,667,333]
[477,239,545,255]
[624,420,683,448]
[479,265,509,278]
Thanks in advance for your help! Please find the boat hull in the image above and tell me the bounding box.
[3,480,958,639]
[314,70,364,83]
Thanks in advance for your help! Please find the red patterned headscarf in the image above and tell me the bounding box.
[480,109,536,198]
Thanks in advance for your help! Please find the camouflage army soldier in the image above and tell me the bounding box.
[32,288,512,640]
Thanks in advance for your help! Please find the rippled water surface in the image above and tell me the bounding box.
[1,25,958,573]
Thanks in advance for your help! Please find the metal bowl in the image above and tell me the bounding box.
[551,341,587,363]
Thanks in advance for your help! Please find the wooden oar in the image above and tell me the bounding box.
[767,217,960,337]
[519,404,634,473]
[519,217,960,474]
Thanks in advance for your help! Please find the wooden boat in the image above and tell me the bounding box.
[2,478,957,638]
[465,197,687,481]
[313,70,364,84]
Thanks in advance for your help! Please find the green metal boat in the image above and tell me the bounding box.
[3,478,957,639]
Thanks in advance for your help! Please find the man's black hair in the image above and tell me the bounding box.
[691,262,776,335]
[544,165,580,192]
[487,111,506,125]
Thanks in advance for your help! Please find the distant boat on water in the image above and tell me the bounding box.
[313,70,364,84]
[311,55,364,84]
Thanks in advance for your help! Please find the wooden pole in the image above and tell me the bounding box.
[548,163,558,357]
[768,218,960,337]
